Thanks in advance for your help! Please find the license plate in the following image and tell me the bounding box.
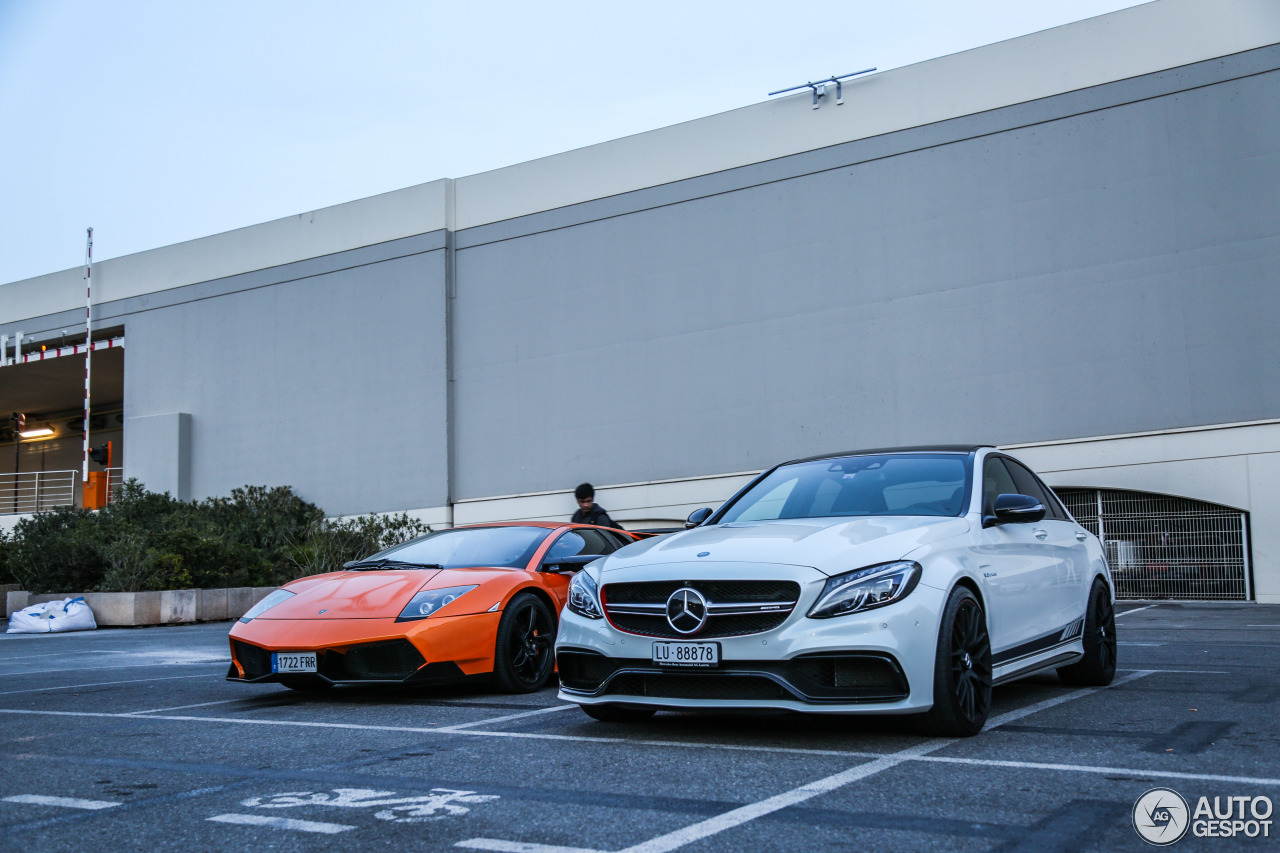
[271,651,317,673]
[652,641,719,667]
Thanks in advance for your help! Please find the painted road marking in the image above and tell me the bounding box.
[1115,604,1157,618]
[208,813,353,834]
[0,661,227,678]
[0,674,214,697]
[0,670,1208,765]
[129,698,249,715]
[458,842,602,853]
[457,672,1154,853]
[242,787,499,822]
[440,704,578,731]
[914,754,1280,787]
[3,794,120,810]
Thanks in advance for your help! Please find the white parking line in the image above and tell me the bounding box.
[0,673,215,697]
[458,842,628,853]
[916,755,1280,787]
[1115,604,1157,618]
[128,698,249,715]
[1119,668,1230,674]
[458,672,1153,853]
[440,705,578,731]
[207,813,354,834]
[0,661,227,677]
[3,794,120,810]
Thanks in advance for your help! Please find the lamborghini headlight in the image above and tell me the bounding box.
[567,570,603,619]
[239,589,295,623]
[395,585,477,622]
[807,561,921,619]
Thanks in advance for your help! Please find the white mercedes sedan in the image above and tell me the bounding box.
[555,445,1116,736]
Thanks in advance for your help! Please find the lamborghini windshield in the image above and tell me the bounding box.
[363,526,551,569]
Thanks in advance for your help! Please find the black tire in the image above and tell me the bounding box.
[1057,578,1117,686]
[580,703,657,723]
[492,593,557,693]
[918,586,993,737]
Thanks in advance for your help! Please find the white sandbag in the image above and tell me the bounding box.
[5,597,97,634]
[5,602,51,633]
[49,597,97,632]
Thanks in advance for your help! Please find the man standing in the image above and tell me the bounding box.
[571,483,622,529]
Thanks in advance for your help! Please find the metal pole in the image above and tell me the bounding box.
[12,432,18,514]
[83,228,93,489]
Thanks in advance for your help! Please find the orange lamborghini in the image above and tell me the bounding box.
[227,522,643,692]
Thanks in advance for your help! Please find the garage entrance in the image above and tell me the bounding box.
[1054,488,1251,601]
[0,334,124,514]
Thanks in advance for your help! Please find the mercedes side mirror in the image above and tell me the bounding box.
[983,493,1046,527]
[685,507,713,529]
[540,554,604,573]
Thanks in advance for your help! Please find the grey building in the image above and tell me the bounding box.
[2,0,1278,602]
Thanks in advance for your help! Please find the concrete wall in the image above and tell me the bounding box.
[451,46,1280,499]
[121,235,450,516]
[0,181,451,332]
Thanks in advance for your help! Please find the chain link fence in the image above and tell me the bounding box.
[1055,488,1250,601]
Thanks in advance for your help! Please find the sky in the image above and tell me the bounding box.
[0,0,1149,286]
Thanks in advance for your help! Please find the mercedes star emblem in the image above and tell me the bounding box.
[665,587,708,635]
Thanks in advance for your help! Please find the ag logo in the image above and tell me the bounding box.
[1133,787,1190,845]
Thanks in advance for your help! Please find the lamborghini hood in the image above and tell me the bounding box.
[261,568,506,620]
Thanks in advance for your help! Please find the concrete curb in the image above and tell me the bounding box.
[4,587,276,627]
[0,585,19,618]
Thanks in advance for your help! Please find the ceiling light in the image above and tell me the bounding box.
[19,427,55,439]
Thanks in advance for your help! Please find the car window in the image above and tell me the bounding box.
[1002,458,1068,520]
[982,456,1020,514]
[602,530,635,550]
[545,529,617,561]
[733,476,800,521]
[720,454,972,522]
[371,526,550,569]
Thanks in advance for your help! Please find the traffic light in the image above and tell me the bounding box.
[89,441,113,467]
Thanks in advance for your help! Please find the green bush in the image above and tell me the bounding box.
[2,481,429,594]
[287,513,433,577]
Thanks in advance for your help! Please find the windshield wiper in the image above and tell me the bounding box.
[342,559,446,571]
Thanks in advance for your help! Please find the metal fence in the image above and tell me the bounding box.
[1055,488,1250,601]
[0,468,125,515]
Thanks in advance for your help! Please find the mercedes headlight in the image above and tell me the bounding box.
[239,589,295,623]
[395,585,477,622]
[807,561,921,619]
[567,570,603,619]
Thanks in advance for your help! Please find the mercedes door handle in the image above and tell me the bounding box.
[1033,528,1049,540]
[1075,531,1088,542]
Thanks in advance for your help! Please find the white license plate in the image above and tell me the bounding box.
[271,651,317,673]
[651,641,719,667]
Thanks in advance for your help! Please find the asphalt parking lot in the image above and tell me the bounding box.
[0,602,1275,852]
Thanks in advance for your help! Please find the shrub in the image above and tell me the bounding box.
[6,506,106,594]
[287,513,432,577]
[3,480,426,594]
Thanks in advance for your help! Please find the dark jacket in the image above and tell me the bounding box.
[572,504,622,530]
